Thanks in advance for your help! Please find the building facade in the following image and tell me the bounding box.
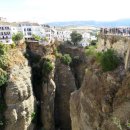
[19,22,45,40]
[0,25,12,44]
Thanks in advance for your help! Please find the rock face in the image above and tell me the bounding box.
[4,56,35,130]
[54,60,76,130]
[41,77,56,130]
[26,43,56,130]
[97,37,128,57]
[70,67,130,130]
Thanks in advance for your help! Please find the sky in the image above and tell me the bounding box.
[0,0,130,23]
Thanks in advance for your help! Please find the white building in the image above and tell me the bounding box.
[57,30,72,41]
[41,24,57,43]
[18,22,45,40]
[90,36,97,41]
[82,32,91,40]
[0,25,12,44]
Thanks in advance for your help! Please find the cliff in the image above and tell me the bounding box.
[54,60,76,130]
[1,37,130,130]
[70,37,130,130]
[1,47,35,130]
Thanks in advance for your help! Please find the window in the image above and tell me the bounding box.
[24,28,26,31]
[27,28,31,31]
[27,32,32,35]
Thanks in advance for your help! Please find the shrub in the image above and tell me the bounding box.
[31,112,36,123]
[10,43,16,48]
[0,43,8,55]
[42,59,54,74]
[0,68,8,87]
[100,49,120,71]
[32,34,41,41]
[12,32,23,44]
[0,55,8,69]
[55,52,62,59]
[85,46,97,56]
[61,54,72,65]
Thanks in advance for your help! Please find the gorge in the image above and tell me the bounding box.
[0,36,130,130]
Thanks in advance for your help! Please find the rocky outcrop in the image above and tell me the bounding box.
[41,75,56,130]
[54,60,76,130]
[97,37,129,57]
[26,43,56,130]
[4,51,35,130]
[70,66,130,130]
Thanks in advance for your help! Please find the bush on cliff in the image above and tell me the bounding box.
[61,54,72,65]
[0,43,8,55]
[0,43,9,69]
[0,68,8,87]
[42,59,54,74]
[100,49,120,71]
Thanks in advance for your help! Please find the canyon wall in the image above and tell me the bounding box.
[4,49,35,130]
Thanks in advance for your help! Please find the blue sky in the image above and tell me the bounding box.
[0,0,130,23]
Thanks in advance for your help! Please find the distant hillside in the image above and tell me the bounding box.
[47,19,130,27]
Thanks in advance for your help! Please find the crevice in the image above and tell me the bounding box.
[0,83,7,130]
[25,46,43,130]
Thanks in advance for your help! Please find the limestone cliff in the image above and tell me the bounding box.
[70,65,130,130]
[54,60,76,130]
[26,43,56,130]
[4,49,35,130]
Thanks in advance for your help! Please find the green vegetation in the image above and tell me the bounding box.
[70,31,83,45]
[85,46,97,56]
[100,49,120,72]
[0,43,9,55]
[61,54,72,65]
[85,46,120,72]
[31,112,37,123]
[0,55,8,70]
[32,34,42,41]
[42,59,54,74]
[54,48,62,59]
[0,68,8,87]
[12,32,23,43]
[0,43,9,129]
[43,37,49,42]
[10,43,16,48]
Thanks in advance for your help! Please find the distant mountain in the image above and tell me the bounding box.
[47,19,130,27]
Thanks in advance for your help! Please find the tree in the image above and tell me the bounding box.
[32,34,41,41]
[100,49,120,72]
[70,31,83,45]
[12,32,23,44]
